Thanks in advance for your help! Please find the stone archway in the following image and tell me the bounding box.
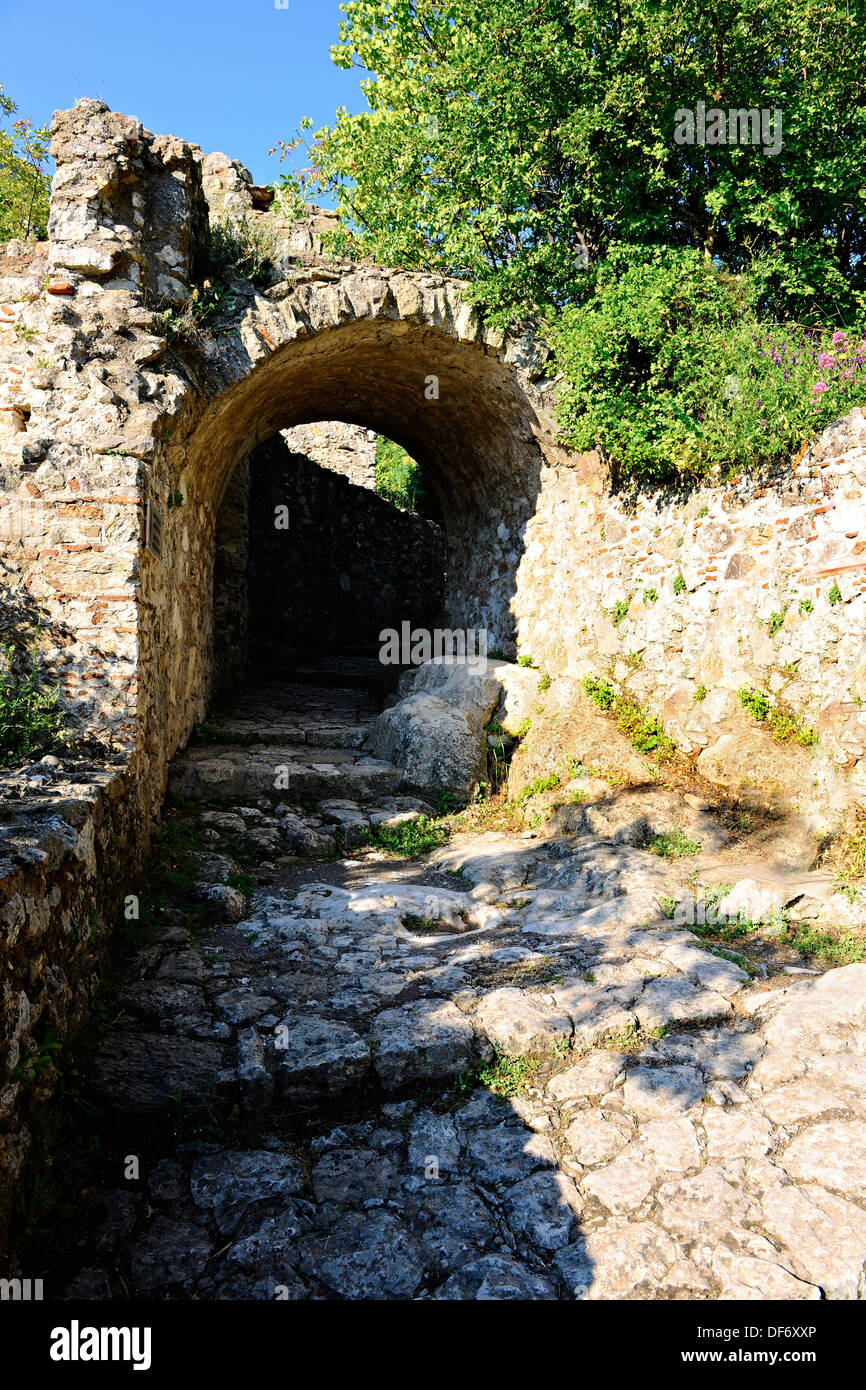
[0,100,570,817]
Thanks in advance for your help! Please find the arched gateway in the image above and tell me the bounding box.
[0,100,574,817]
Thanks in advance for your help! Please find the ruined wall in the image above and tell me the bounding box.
[0,101,559,1238]
[3,97,866,1237]
[0,104,216,1237]
[212,457,250,691]
[0,101,560,783]
[0,756,145,1243]
[280,421,378,490]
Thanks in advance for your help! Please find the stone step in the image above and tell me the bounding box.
[258,657,397,697]
[196,718,368,750]
[168,743,404,805]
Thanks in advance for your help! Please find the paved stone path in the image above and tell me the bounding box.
[47,676,866,1301]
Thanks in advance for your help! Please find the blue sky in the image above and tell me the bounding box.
[2,0,367,190]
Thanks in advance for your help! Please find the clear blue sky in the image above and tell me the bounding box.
[2,0,368,190]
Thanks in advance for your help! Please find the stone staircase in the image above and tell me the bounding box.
[168,667,406,806]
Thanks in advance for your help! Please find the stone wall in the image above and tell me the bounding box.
[0,757,144,1244]
[513,410,866,820]
[280,422,378,490]
[244,435,444,669]
[212,434,444,686]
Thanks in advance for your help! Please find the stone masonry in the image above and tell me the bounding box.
[212,434,444,687]
[2,98,866,1252]
[280,422,378,490]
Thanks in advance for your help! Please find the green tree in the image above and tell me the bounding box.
[0,84,51,242]
[277,0,866,325]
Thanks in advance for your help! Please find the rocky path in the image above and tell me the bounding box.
[28,672,866,1301]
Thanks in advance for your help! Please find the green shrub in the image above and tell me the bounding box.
[153,216,279,348]
[0,86,50,241]
[613,696,677,758]
[225,870,254,900]
[549,246,866,486]
[582,675,676,759]
[829,582,843,606]
[673,574,686,596]
[514,774,561,808]
[648,829,701,859]
[737,686,817,747]
[611,597,631,627]
[738,686,772,722]
[375,435,425,511]
[479,1052,541,1099]
[207,214,278,285]
[366,815,449,857]
[0,620,66,768]
[767,608,787,637]
[582,675,616,711]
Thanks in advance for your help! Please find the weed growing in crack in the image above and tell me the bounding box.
[581,675,676,758]
[514,773,561,808]
[362,815,450,857]
[737,686,817,746]
[647,829,702,859]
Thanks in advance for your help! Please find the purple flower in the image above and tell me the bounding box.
[812,381,829,394]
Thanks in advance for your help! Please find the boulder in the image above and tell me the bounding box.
[489,660,544,735]
[371,656,541,800]
[397,656,503,730]
[365,693,487,801]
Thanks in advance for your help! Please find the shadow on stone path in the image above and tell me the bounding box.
[13,677,866,1302]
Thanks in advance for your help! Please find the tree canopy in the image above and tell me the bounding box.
[276,1,866,482]
[278,0,866,326]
